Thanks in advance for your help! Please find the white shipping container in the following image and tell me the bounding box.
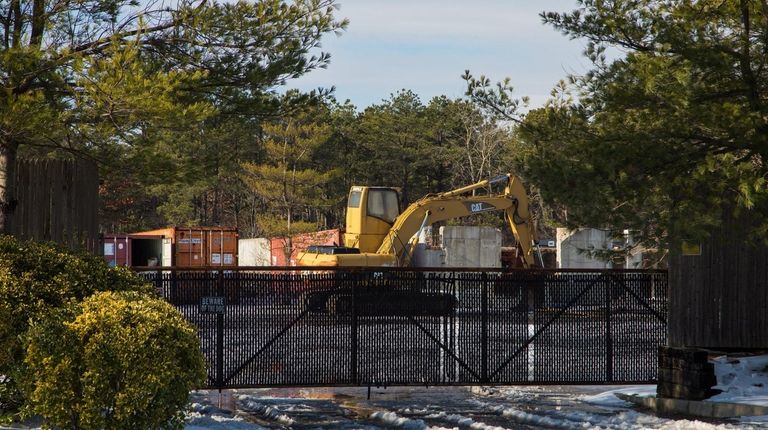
[238,238,271,266]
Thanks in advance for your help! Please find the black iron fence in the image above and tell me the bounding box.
[141,268,667,388]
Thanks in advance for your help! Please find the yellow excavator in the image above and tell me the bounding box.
[297,173,537,268]
[294,174,539,316]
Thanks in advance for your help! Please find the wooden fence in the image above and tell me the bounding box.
[668,212,768,349]
[12,159,99,253]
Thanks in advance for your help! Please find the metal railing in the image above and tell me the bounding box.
[140,267,667,388]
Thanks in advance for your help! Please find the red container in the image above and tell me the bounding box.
[102,235,131,267]
[270,229,342,266]
[102,234,164,267]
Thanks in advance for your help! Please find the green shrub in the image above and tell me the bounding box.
[23,291,206,430]
[0,235,151,373]
[0,235,151,413]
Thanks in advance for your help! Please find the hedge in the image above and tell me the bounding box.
[23,291,206,430]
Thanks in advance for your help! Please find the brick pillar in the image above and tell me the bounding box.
[657,346,719,400]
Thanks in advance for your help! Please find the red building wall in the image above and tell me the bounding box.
[270,229,342,266]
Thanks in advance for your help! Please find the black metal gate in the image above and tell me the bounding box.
[145,268,667,388]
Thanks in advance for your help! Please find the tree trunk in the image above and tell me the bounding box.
[0,142,18,235]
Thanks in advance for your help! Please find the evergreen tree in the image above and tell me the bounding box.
[0,0,347,233]
[241,106,334,239]
[468,0,768,254]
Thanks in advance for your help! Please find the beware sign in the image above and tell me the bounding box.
[200,296,226,314]
[681,241,701,256]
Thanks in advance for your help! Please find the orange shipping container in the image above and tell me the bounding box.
[131,226,238,267]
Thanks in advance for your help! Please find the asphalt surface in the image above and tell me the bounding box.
[194,385,759,429]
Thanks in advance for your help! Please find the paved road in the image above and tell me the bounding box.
[191,385,765,429]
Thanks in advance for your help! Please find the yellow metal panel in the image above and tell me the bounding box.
[295,252,397,267]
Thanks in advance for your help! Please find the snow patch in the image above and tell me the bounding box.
[184,399,265,430]
[580,386,657,407]
[478,401,744,430]
[184,411,265,430]
[369,411,428,429]
[655,422,743,430]
[424,411,506,430]
[487,405,576,429]
[237,398,295,426]
[711,355,768,407]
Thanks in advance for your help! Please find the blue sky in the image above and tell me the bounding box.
[287,1,592,109]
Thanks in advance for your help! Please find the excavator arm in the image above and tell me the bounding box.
[376,174,537,267]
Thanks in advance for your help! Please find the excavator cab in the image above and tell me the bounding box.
[296,186,402,267]
[344,187,400,253]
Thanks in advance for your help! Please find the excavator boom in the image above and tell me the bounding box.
[376,174,535,267]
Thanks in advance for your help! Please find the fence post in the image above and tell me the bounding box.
[155,269,162,296]
[527,273,537,382]
[481,272,488,383]
[170,269,177,303]
[350,271,358,384]
[605,275,613,383]
[216,270,224,390]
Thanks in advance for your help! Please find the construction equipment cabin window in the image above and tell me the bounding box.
[348,190,362,208]
[367,188,400,223]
